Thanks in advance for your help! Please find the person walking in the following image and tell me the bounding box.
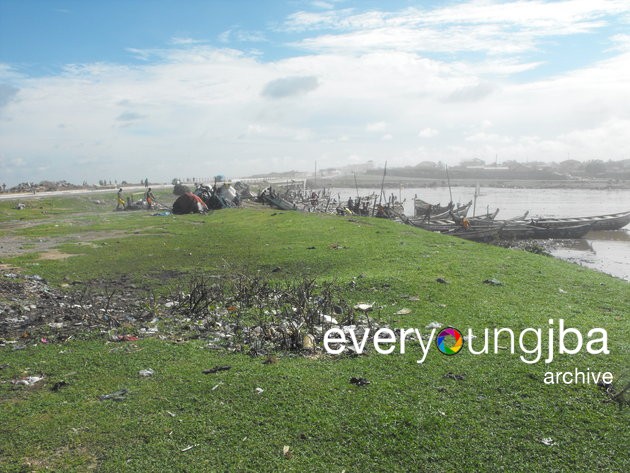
[145,187,156,209]
[116,188,126,210]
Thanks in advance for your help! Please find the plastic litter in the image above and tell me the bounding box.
[283,445,292,459]
[12,376,44,386]
[350,377,370,386]
[483,278,503,286]
[425,321,443,329]
[255,387,264,394]
[51,381,68,391]
[203,365,231,374]
[113,335,139,342]
[99,389,128,401]
[138,369,154,377]
[443,372,466,381]
[302,334,315,349]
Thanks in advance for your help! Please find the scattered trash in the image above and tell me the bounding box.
[212,383,222,391]
[113,335,139,342]
[483,278,503,286]
[353,303,373,311]
[443,372,466,381]
[436,278,448,284]
[181,445,198,452]
[540,438,556,446]
[425,321,443,329]
[263,356,278,365]
[152,211,171,217]
[166,411,177,417]
[321,314,338,324]
[203,366,231,374]
[395,308,411,315]
[99,389,128,402]
[558,288,567,294]
[438,410,447,416]
[303,333,315,349]
[12,376,44,386]
[282,445,292,459]
[40,337,48,344]
[15,203,25,210]
[138,369,154,377]
[51,381,68,392]
[408,296,420,301]
[350,377,370,386]
[164,301,177,308]
[255,387,264,394]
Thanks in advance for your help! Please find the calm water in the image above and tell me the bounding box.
[332,186,630,281]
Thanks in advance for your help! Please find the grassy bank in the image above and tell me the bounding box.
[0,195,628,471]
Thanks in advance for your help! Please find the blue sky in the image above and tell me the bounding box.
[1,0,630,186]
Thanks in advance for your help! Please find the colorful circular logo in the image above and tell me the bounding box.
[436,327,463,355]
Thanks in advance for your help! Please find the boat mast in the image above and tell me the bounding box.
[445,164,453,204]
[373,161,387,216]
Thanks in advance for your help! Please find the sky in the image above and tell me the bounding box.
[1,0,630,186]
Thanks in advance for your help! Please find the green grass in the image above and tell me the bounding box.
[0,196,629,471]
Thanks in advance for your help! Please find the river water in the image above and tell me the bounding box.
[331,186,630,281]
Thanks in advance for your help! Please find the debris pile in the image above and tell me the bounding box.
[0,272,386,356]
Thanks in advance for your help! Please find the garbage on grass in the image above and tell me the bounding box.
[283,445,292,459]
[12,376,44,386]
[483,278,503,286]
[425,321,443,329]
[138,369,154,377]
[98,389,128,402]
[349,377,370,386]
[203,365,231,374]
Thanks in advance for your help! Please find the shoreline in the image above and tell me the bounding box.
[308,175,630,190]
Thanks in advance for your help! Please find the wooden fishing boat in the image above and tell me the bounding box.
[260,193,297,211]
[414,199,472,219]
[443,224,504,242]
[530,223,593,239]
[529,210,630,231]
[499,222,592,240]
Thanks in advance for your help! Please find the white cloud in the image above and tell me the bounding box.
[170,37,208,45]
[608,33,630,52]
[285,1,630,56]
[419,128,438,138]
[366,121,387,132]
[2,1,630,185]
